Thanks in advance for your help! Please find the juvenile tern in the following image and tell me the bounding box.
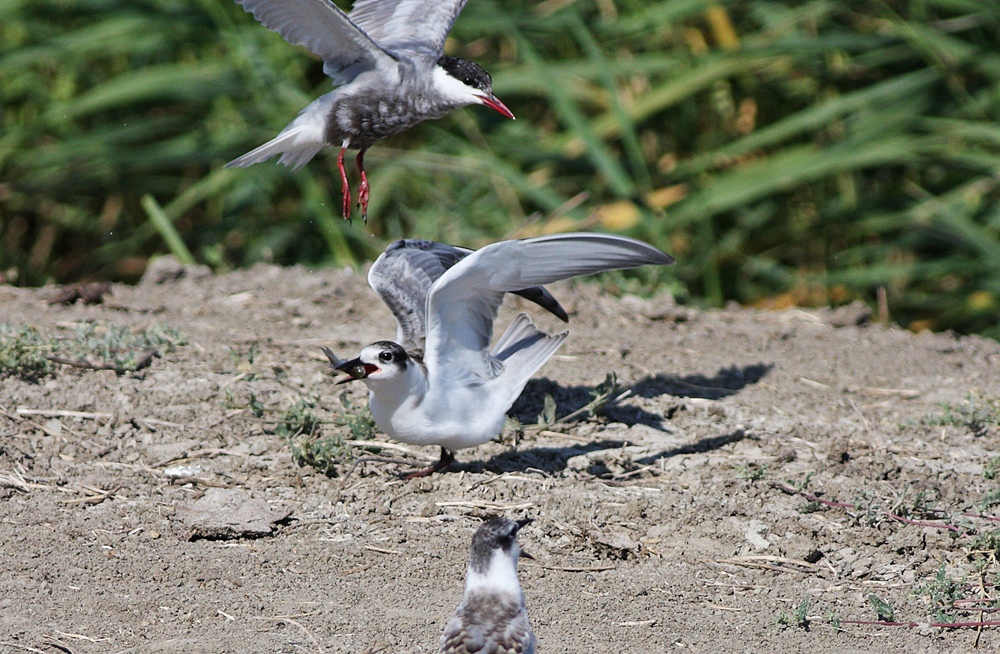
[441,518,535,654]
[225,0,515,222]
[329,233,674,477]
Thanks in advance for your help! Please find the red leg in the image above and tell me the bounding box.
[400,447,455,480]
[356,149,370,224]
[337,148,351,221]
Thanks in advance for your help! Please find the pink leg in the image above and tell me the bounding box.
[337,148,351,221]
[356,149,370,224]
[400,447,455,480]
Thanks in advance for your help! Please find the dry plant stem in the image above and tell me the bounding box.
[0,642,47,654]
[769,482,967,533]
[46,349,158,373]
[840,619,1000,629]
[338,455,426,486]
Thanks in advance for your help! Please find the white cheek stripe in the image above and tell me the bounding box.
[431,66,482,105]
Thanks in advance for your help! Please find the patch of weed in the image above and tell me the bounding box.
[981,490,1000,512]
[868,594,895,622]
[793,597,810,628]
[924,391,1000,437]
[535,372,625,428]
[985,457,1000,480]
[333,392,375,441]
[914,564,964,623]
[737,462,767,483]
[0,322,185,380]
[0,325,53,381]
[288,393,376,476]
[969,528,1000,558]
[276,399,320,440]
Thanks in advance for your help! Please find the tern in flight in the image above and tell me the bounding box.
[226,0,515,222]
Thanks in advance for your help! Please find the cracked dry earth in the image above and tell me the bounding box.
[3,258,1000,654]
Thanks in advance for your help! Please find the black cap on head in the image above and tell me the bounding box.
[437,55,493,93]
[370,340,409,370]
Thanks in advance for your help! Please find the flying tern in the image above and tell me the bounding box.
[225,0,515,222]
[327,233,675,477]
[441,518,535,654]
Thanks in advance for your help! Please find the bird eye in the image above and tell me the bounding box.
[464,77,472,85]
[379,351,393,362]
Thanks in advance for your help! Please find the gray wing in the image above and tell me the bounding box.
[368,239,568,353]
[424,233,675,381]
[440,606,535,654]
[348,0,469,58]
[234,0,398,83]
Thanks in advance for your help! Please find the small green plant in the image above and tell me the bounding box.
[228,345,259,378]
[0,325,53,381]
[290,432,348,477]
[985,457,1000,480]
[536,393,558,426]
[287,393,377,476]
[924,392,1000,438]
[914,565,964,623]
[333,392,376,441]
[868,594,895,622]
[777,598,810,630]
[737,462,767,484]
[969,529,1000,559]
[0,322,184,380]
[276,399,321,440]
[852,491,884,528]
[826,611,842,630]
[981,490,1000,512]
[534,372,625,428]
[793,597,810,628]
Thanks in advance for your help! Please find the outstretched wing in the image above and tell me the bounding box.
[423,233,674,381]
[234,0,398,83]
[348,0,468,59]
[368,239,569,353]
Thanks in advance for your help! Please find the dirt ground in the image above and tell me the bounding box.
[3,257,1000,654]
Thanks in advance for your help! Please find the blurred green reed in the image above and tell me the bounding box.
[2,0,999,337]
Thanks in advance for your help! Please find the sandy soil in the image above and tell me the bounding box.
[3,258,1000,654]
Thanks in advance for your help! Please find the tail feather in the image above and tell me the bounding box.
[491,313,568,404]
[225,125,324,171]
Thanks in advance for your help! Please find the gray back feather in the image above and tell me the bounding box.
[368,239,568,354]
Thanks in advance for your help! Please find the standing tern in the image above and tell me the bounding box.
[441,518,535,654]
[225,0,515,223]
[328,233,675,477]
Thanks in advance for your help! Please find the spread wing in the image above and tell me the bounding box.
[349,0,469,59]
[423,233,674,382]
[234,0,398,83]
[368,239,568,354]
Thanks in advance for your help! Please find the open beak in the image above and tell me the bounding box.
[334,357,378,384]
[476,94,515,120]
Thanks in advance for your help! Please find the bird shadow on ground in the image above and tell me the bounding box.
[633,428,748,467]
[462,440,630,475]
[509,362,774,430]
[630,362,774,400]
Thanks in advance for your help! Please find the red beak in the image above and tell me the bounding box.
[476,94,515,120]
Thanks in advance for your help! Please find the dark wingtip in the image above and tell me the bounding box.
[512,286,570,323]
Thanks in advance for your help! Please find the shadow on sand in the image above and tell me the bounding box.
[470,363,772,475]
